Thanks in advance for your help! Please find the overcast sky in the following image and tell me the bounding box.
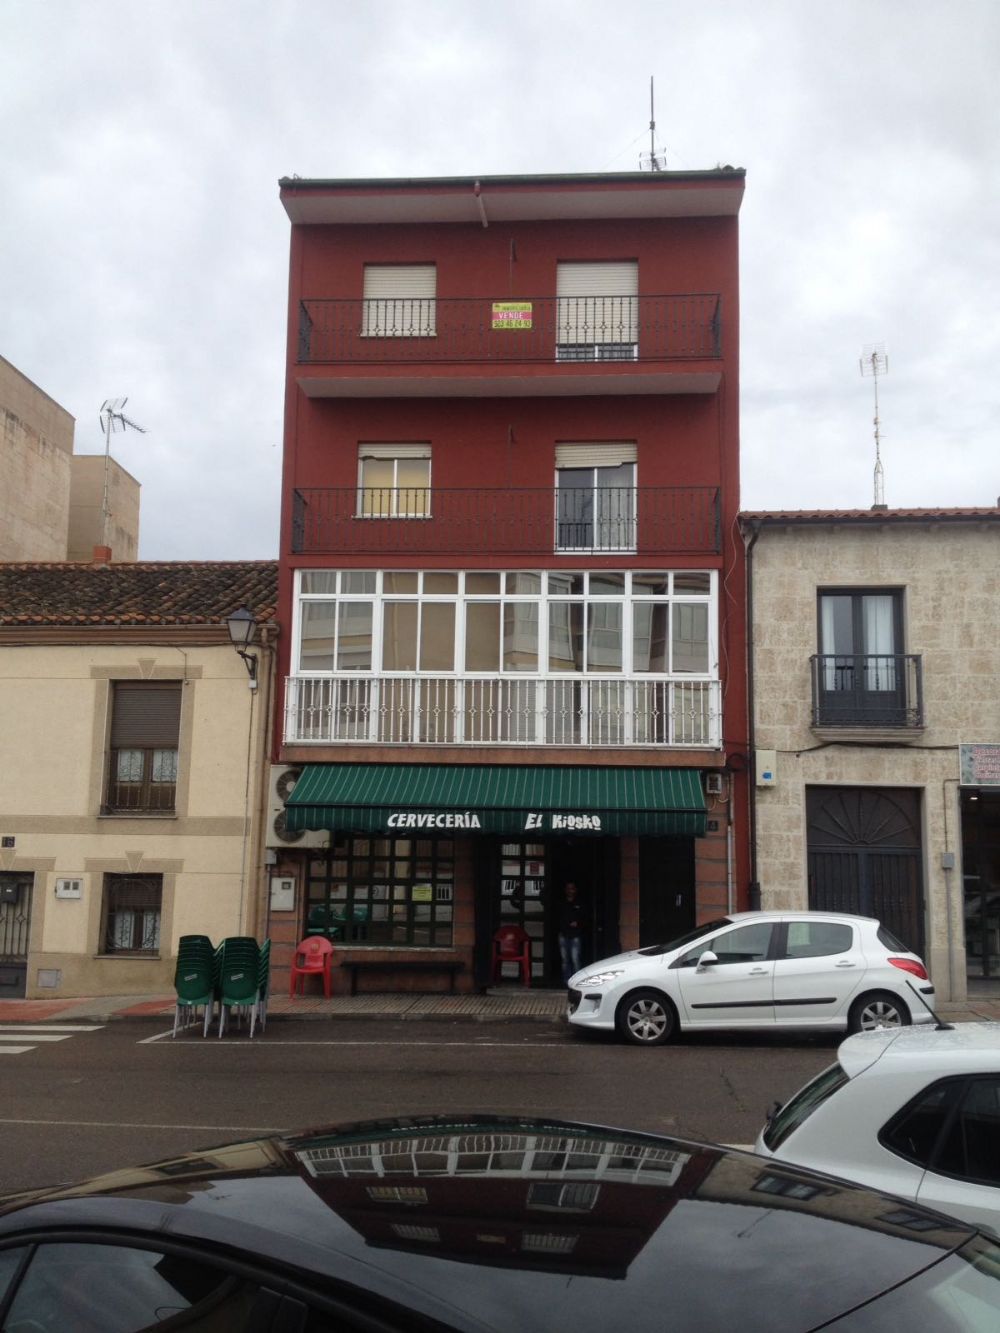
[4,0,999,560]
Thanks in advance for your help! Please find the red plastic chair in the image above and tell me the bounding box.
[492,925,532,987]
[289,936,335,998]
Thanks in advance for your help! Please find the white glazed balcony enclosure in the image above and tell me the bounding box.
[284,570,722,750]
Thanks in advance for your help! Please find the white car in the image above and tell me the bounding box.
[567,910,934,1045]
[755,1023,1000,1236]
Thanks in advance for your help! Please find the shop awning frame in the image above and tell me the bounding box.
[285,764,707,838]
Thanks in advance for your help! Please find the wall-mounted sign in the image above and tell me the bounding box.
[412,884,433,903]
[491,301,532,330]
[960,744,1000,787]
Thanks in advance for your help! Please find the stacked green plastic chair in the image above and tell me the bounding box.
[252,939,271,1038]
[215,937,261,1038]
[172,935,217,1038]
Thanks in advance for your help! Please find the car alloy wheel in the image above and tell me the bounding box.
[617,989,675,1046]
[849,992,910,1034]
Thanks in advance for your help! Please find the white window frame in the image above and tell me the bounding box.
[554,443,637,554]
[357,445,432,519]
[556,261,638,360]
[362,264,436,338]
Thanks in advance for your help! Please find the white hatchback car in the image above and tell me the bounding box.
[567,911,934,1045]
[756,1023,1000,1236]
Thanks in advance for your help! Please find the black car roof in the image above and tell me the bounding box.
[0,1114,980,1332]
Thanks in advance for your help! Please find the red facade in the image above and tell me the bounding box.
[272,173,749,994]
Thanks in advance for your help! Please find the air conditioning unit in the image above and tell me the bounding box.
[266,765,330,850]
[704,773,724,796]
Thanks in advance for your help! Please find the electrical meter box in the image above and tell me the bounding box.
[755,749,777,787]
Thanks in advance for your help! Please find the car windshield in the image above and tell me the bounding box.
[637,918,732,957]
[763,1061,850,1150]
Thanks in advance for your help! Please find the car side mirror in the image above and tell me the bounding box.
[696,950,718,970]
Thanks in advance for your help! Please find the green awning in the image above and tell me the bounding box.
[285,764,706,837]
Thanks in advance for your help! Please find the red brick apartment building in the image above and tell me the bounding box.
[267,170,749,994]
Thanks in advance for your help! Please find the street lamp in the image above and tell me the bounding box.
[226,606,258,686]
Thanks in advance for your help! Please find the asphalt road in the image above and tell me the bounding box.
[0,1018,839,1194]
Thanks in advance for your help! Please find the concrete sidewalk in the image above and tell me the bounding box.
[0,988,570,1026]
[2,989,1000,1027]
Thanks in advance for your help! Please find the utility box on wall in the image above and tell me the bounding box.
[54,877,83,899]
[270,876,296,912]
[755,750,777,787]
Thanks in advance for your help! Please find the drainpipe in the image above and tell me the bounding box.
[473,181,489,228]
[744,519,762,910]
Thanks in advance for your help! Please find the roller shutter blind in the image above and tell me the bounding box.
[556,262,638,345]
[110,683,182,748]
[555,442,637,469]
[362,265,437,337]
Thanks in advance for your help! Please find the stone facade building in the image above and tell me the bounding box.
[744,507,1000,1002]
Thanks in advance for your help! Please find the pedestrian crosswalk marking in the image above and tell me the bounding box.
[0,1024,103,1056]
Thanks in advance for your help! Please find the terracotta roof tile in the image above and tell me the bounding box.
[740,507,1000,525]
[0,561,278,627]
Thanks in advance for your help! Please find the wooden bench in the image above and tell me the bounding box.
[340,958,464,997]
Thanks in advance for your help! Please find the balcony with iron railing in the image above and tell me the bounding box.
[809,654,924,733]
[292,486,720,556]
[284,675,722,750]
[294,294,724,396]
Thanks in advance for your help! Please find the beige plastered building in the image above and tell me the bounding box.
[744,508,1000,1003]
[0,562,278,998]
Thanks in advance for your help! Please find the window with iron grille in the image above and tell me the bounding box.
[105,682,181,814]
[305,836,454,947]
[100,874,162,955]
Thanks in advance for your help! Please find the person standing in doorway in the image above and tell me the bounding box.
[556,881,585,985]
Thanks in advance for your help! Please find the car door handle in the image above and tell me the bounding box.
[835,961,857,968]
[748,967,770,975]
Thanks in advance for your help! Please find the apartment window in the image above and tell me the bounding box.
[555,443,637,552]
[556,261,638,360]
[816,589,905,725]
[105,682,181,814]
[101,874,162,955]
[358,445,431,518]
[361,264,436,337]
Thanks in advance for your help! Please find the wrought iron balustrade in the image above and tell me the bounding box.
[292,486,720,556]
[809,654,924,728]
[285,675,722,749]
[298,293,722,365]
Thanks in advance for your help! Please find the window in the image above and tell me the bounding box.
[676,921,773,967]
[2,1241,261,1333]
[555,443,637,551]
[782,921,854,959]
[816,589,905,725]
[763,1062,851,1151]
[105,682,181,814]
[101,874,162,955]
[556,261,638,360]
[362,263,436,337]
[305,836,454,947]
[930,1078,1000,1184]
[358,445,431,518]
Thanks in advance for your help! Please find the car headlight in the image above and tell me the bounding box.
[576,968,625,986]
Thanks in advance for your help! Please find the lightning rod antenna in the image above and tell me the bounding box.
[859,344,888,508]
[640,77,666,171]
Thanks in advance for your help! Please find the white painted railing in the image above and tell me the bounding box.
[284,675,722,748]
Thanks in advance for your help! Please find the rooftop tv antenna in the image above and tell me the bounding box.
[99,397,147,549]
[859,344,888,508]
[639,77,667,171]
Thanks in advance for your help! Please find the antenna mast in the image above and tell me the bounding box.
[859,344,888,508]
[640,77,666,171]
[99,397,147,550]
